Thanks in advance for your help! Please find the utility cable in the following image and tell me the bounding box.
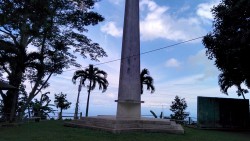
[63,36,204,72]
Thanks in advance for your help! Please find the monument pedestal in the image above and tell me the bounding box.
[64,115,184,134]
[65,100,184,134]
[116,100,143,120]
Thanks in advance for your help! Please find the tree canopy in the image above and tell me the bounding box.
[54,92,71,120]
[0,0,106,121]
[203,0,250,99]
[30,92,55,120]
[170,96,189,122]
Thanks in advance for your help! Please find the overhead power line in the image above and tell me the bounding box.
[63,36,204,72]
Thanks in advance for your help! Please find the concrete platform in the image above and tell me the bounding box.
[64,115,184,134]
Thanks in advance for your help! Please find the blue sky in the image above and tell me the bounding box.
[23,0,249,118]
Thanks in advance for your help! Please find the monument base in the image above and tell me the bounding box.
[64,115,184,134]
[115,100,144,120]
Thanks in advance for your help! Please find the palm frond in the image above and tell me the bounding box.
[140,68,155,94]
[72,70,86,84]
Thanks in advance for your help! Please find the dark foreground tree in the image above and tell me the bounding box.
[54,92,71,120]
[170,96,189,122]
[30,92,55,120]
[72,64,108,117]
[203,0,250,99]
[0,0,106,121]
[140,68,155,94]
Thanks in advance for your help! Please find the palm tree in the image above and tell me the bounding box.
[140,68,155,94]
[54,92,71,120]
[73,75,84,119]
[72,64,108,117]
[30,92,55,120]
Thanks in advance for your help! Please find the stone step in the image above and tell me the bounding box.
[64,116,184,134]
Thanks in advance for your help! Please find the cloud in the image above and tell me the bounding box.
[165,58,181,68]
[94,2,100,9]
[177,5,190,13]
[108,0,123,5]
[163,74,205,86]
[188,49,219,81]
[140,0,207,41]
[102,0,216,41]
[196,0,220,20]
[101,22,123,37]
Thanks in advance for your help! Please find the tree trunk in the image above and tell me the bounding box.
[74,91,80,119]
[10,90,19,121]
[85,81,92,117]
[4,70,23,122]
[60,108,63,120]
[28,105,31,118]
[242,93,245,99]
[85,91,91,117]
[74,77,83,119]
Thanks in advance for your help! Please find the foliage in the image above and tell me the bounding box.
[170,96,189,122]
[0,0,106,121]
[150,110,163,119]
[150,110,158,118]
[72,64,108,117]
[140,68,155,94]
[203,0,250,99]
[54,92,71,120]
[30,92,55,119]
[17,85,29,115]
[17,85,28,109]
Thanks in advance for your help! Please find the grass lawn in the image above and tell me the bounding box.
[0,120,249,141]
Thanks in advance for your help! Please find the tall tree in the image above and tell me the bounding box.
[203,0,250,99]
[54,92,71,120]
[140,68,155,94]
[170,96,189,122]
[72,64,108,117]
[0,0,106,121]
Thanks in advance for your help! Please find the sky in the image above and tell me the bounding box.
[23,0,250,119]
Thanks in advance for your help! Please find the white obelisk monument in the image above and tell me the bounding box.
[66,0,184,133]
[116,0,142,120]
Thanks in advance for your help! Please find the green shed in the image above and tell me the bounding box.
[197,96,249,129]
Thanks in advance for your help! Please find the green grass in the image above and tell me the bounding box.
[0,120,249,141]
